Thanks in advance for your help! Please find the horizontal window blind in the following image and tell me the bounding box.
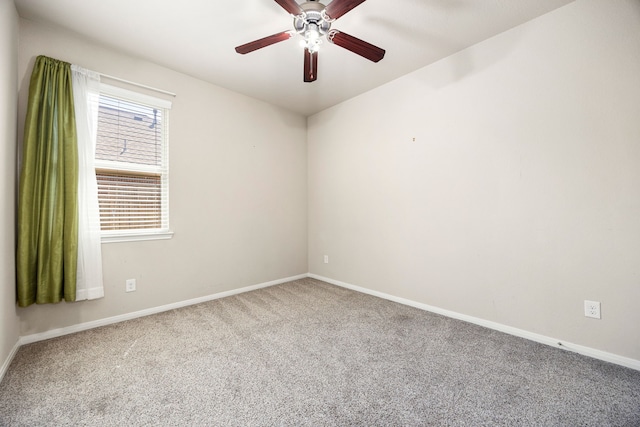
[95,84,170,235]
[96,171,164,230]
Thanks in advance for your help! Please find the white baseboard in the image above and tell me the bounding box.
[0,340,21,384]
[308,273,640,372]
[19,273,308,346]
[10,272,639,373]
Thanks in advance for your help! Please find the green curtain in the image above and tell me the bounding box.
[16,55,79,307]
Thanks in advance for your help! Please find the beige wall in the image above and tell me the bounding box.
[9,0,639,366]
[308,0,640,360]
[0,0,20,376]
[17,18,308,335]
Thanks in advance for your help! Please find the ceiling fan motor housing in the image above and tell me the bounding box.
[294,1,331,36]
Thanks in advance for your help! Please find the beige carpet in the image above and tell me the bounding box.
[1,278,639,426]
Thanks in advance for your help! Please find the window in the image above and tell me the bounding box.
[95,85,172,242]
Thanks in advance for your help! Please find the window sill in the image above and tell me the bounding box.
[101,231,174,244]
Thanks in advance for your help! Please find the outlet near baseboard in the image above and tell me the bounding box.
[126,279,136,293]
[584,300,601,319]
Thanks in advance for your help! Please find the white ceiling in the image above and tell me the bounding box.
[15,0,575,116]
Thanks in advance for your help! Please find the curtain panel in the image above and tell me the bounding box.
[16,55,104,307]
[72,65,104,301]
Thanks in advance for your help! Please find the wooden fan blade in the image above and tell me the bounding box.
[274,0,303,16]
[324,0,367,20]
[329,30,385,62]
[235,31,293,54]
[304,50,318,82]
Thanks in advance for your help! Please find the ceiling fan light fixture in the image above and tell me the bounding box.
[301,23,323,53]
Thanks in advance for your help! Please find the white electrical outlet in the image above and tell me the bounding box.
[324,255,329,264]
[584,300,601,319]
[126,279,136,293]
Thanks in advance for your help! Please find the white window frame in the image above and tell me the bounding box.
[96,84,173,243]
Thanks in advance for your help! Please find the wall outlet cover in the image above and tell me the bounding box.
[584,300,601,319]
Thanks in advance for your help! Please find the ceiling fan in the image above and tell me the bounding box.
[235,0,385,82]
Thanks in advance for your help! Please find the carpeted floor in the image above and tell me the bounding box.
[1,278,639,426]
